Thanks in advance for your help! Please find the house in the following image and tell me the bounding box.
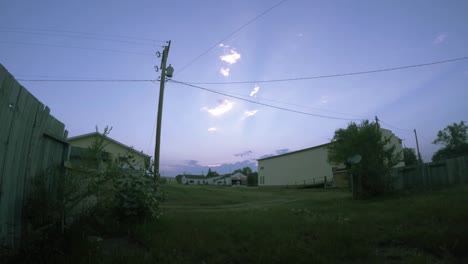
[67,132,151,175]
[231,172,247,186]
[257,128,404,187]
[181,173,247,186]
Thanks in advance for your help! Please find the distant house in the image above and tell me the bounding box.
[67,132,151,175]
[257,128,404,187]
[181,173,247,186]
[231,172,247,186]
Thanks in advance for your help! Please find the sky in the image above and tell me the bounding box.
[1,0,467,176]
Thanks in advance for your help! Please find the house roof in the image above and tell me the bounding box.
[257,143,330,161]
[67,132,151,159]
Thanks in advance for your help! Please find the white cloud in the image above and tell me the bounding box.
[321,95,329,104]
[433,34,447,44]
[219,43,229,48]
[250,85,260,97]
[205,164,221,167]
[244,110,258,118]
[220,67,230,77]
[220,49,241,64]
[203,100,233,116]
[208,127,218,132]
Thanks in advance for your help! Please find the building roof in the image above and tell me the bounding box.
[67,132,151,158]
[258,128,400,162]
[257,143,330,161]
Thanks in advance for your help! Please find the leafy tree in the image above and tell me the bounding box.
[432,121,468,161]
[175,174,183,184]
[247,172,258,186]
[403,147,418,166]
[206,168,219,177]
[328,120,402,197]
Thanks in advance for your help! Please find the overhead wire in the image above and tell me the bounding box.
[0,40,154,56]
[17,78,156,82]
[201,86,369,119]
[0,26,165,43]
[177,0,289,74]
[170,79,361,121]
[181,56,468,85]
[0,29,161,46]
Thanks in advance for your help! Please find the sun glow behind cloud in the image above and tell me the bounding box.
[433,33,447,44]
[244,110,258,118]
[220,67,230,77]
[203,100,233,116]
[220,49,241,64]
[250,85,260,97]
[208,127,218,132]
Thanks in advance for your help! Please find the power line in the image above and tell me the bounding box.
[0,26,165,43]
[170,79,360,121]
[379,120,412,132]
[203,87,369,119]
[177,0,289,74]
[0,40,154,56]
[17,78,155,82]
[182,56,468,85]
[0,29,162,47]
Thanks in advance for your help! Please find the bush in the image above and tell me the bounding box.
[113,174,162,221]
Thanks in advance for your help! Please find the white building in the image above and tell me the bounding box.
[258,128,404,187]
[181,175,232,185]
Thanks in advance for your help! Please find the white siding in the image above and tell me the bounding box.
[258,145,333,187]
[258,129,405,187]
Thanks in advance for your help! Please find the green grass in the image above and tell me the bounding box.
[51,184,468,263]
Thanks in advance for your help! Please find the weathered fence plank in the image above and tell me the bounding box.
[0,64,68,249]
[392,156,468,190]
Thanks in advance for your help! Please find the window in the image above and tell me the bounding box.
[261,166,264,170]
[189,180,194,184]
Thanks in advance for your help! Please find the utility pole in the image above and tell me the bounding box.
[154,40,172,192]
[414,129,423,163]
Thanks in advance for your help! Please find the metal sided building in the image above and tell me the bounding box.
[258,143,333,187]
[257,128,405,187]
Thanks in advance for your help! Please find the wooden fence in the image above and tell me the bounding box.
[392,156,468,190]
[0,64,69,249]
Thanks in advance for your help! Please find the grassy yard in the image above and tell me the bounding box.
[42,184,468,263]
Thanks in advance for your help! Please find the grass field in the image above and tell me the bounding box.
[57,184,468,263]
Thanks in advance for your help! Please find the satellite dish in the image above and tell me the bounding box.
[347,154,362,164]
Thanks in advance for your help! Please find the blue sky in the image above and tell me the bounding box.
[1,0,467,176]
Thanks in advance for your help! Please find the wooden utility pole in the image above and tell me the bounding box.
[414,129,422,163]
[154,41,171,191]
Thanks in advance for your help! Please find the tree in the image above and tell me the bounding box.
[175,174,183,184]
[328,120,402,197]
[403,148,418,166]
[247,172,258,186]
[206,168,219,177]
[432,121,468,161]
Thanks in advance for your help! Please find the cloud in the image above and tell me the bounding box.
[208,127,218,132]
[275,149,289,155]
[433,34,447,44]
[220,49,241,64]
[234,150,253,157]
[219,43,229,48]
[203,99,233,116]
[250,85,260,97]
[259,154,274,159]
[244,110,258,118]
[185,160,199,166]
[321,96,329,104]
[220,67,230,77]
